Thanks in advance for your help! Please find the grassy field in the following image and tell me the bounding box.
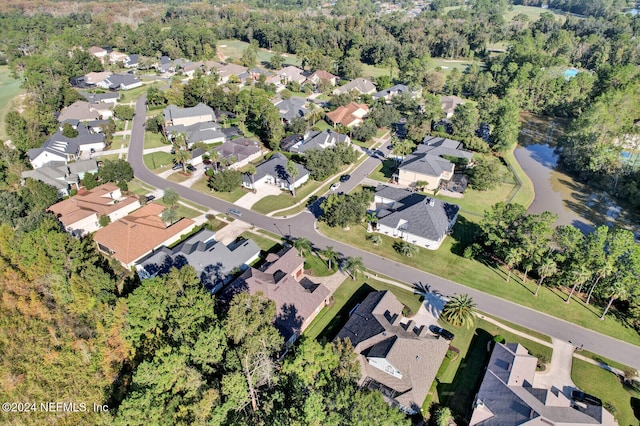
[252,180,323,215]
[118,83,150,104]
[572,359,640,426]
[0,66,23,140]
[218,39,302,67]
[152,199,202,219]
[144,131,168,149]
[143,151,173,171]
[317,218,640,346]
[304,275,423,341]
[191,176,248,202]
[504,5,567,23]
[436,180,517,219]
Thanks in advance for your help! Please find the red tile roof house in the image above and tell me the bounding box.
[325,102,369,128]
[220,247,332,344]
[93,203,196,268]
[48,183,141,237]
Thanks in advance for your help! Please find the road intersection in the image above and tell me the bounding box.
[128,95,640,371]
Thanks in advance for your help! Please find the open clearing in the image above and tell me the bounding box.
[0,66,23,140]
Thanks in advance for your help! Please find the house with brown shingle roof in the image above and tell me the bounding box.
[325,102,369,128]
[48,183,141,237]
[220,247,331,343]
[306,69,338,86]
[93,203,196,268]
[335,290,449,415]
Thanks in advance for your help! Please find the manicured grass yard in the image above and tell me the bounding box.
[167,170,192,183]
[217,39,302,67]
[317,218,640,346]
[436,181,518,219]
[143,151,173,171]
[572,359,640,426]
[252,180,323,215]
[312,120,332,131]
[304,275,423,341]
[152,199,202,219]
[304,252,335,277]
[370,159,398,183]
[117,83,150,103]
[144,131,168,149]
[191,176,248,202]
[240,231,282,253]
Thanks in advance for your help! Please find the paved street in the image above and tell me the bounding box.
[128,95,640,371]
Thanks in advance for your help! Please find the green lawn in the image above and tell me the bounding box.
[144,131,168,149]
[504,145,535,208]
[152,200,202,219]
[252,180,323,215]
[127,178,155,197]
[572,359,640,426]
[504,5,567,23]
[312,120,332,132]
[218,39,302,67]
[436,181,518,219]
[317,218,640,346]
[117,83,151,104]
[240,231,282,253]
[0,66,23,140]
[304,252,335,277]
[167,171,192,183]
[143,151,173,171]
[304,275,423,341]
[98,154,122,162]
[370,159,398,183]
[191,176,248,202]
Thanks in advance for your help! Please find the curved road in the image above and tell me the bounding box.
[129,96,640,371]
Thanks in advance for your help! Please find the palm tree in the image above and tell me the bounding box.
[566,265,591,303]
[162,187,180,208]
[209,150,220,172]
[173,148,191,173]
[434,406,454,426]
[365,212,378,230]
[441,293,477,328]
[394,240,418,257]
[161,207,179,225]
[293,237,312,257]
[344,256,364,280]
[246,164,257,193]
[504,248,522,283]
[535,257,557,297]
[367,234,382,246]
[600,279,630,320]
[320,246,339,270]
[286,160,299,197]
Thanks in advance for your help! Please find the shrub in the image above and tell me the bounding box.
[98,214,111,227]
[493,335,505,343]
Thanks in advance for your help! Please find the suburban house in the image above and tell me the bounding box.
[164,103,216,127]
[22,159,98,198]
[136,228,260,293]
[58,101,102,123]
[108,51,129,64]
[333,77,376,95]
[325,102,369,128]
[124,54,139,69]
[96,74,143,91]
[335,290,449,415]
[220,246,331,342]
[470,343,616,426]
[208,62,248,83]
[183,61,204,77]
[241,153,309,191]
[165,121,225,148]
[48,183,141,237]
[88,46,108,62]
[396,136,473,190]
[80,91,119,104]
[274,97,308,124]
[373,84,419,102]
[28,124,106,169]
[213,137,262,169]
[288,129,350,154]
[93,203,196,268]
[440,95,464,119]
[373,185,460,250]
[306,69,338,86]
[84,71,112,86]
[278,66,307,85]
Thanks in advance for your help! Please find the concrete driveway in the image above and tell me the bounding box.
[235,182,284,209]
[533,339,576,396]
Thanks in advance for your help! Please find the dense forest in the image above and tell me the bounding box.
[1,0,640,423]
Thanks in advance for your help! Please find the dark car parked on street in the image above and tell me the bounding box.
[429,325,454,340]
[340,174,351,182]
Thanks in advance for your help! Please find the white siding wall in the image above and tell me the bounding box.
[376,222,445,250]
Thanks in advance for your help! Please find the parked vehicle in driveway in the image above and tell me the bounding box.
[172,163,183,170]
[227,208,242,217]
[145,194,156,202]
[429,325,454,340]
[187,165,196,171]
[571,390,602,406]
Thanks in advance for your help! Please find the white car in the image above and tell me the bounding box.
[330,182,340,191]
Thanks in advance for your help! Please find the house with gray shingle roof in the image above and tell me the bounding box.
[372,84,415,101]
[396,136,473,190]
[213,137,262,169]
[96,73,142,91]
[374,185,459,250]
[21,159,97,198]
[242,153,309,191]
[274,97,308,124]
[136,228,260,293]
[470,343,616,426]
[165,121,225,148]
[335,290,449,415]
[79,91,119,104]
[164,103,216,127]
[288,129,350,154]
[333,77,376,95]
[28,124,105,169]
